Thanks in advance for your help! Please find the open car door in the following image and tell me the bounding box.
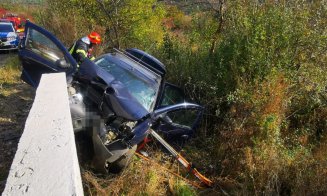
[156,83,203,146]
[19,21,77,87]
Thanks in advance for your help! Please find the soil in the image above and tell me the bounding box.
[0,51,34,193]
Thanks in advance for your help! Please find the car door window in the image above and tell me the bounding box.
[25,28,67,64]
[160,84,185,107]
[158,84,203,131]
[165,108,201,129]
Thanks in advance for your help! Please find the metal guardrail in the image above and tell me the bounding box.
[2,73,83,196]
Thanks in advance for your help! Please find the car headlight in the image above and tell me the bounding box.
[7,36,16,41]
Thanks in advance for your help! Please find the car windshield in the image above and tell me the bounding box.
[95,54,161,111]
[0,23,14,32]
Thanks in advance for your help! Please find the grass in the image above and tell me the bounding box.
[81,148,204,195]
[0,55,21,85]
[171,180,196,196]
[0,54,34,193]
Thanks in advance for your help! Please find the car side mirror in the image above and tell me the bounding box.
[56,59,70,69]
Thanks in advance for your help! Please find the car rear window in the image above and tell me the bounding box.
[0,23,14,32]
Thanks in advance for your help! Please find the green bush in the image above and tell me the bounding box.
[36,0,166,51]
[152,1,326,194]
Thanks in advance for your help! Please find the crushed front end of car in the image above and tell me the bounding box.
[68,83,152,173]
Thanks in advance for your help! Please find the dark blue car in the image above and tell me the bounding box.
[0,21,19,50]
[19,21,203,173]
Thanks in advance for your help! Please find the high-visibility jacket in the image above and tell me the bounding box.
[68,36,95,65]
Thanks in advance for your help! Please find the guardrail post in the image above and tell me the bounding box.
[2,73,83,196]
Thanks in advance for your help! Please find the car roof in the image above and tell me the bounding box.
[97,52,162,86]
[125,48,166,76]
[0,21,14,26]
[114,52,161,80]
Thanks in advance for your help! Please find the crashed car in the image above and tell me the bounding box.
[19,22,203,173]
[0,21,19,50]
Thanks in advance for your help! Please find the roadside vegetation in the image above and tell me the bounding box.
[0,54,34,192]
[1,0,326,195]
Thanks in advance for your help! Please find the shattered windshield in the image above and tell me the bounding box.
[95,54,161,111]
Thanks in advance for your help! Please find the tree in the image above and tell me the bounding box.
[42,0,166,50]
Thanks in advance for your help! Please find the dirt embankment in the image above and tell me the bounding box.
[0,52,34,193]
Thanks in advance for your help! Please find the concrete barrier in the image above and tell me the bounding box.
[2,73,84,196]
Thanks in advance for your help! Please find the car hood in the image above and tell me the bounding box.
[0,32,16,38]
[79,59,149,121]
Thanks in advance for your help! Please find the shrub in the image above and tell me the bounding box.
[153,1,326,194]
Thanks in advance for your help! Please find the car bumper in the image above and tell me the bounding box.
[0,40,18,50]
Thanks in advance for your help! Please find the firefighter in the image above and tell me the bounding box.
[69,32,101,65]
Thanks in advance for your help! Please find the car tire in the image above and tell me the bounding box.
[107,145,137,174]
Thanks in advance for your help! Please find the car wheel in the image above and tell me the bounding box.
[107,145,137,174]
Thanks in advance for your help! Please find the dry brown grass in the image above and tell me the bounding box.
[0,55,34,193]
[82,150,200,195]
[0,60,21,85]
[212,69,327,194]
